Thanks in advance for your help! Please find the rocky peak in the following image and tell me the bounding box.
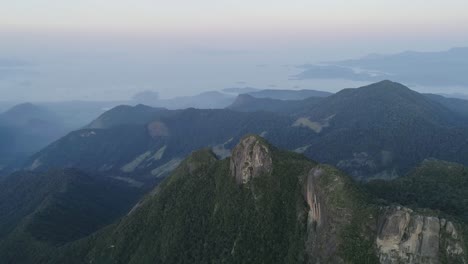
[230,135,272,184]
[376,206,465,264]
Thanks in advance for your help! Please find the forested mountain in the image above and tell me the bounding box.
[293,80,468,179]
[18,135,465,264]
[25,81,468,180]
[26,108,315,181]
[0,169,144,263]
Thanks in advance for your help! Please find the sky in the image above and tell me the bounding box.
[1,0,468,101]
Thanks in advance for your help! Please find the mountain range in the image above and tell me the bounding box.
[2,80,468,263]
[24,81,468,181]
[296,47,468,88]
[1,135,467,263]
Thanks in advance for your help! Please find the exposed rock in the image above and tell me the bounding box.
[121,151,152,173]
[147,121,170,137]
[303,166,355,264]
[294,145,311,154]
[152,146,166,161]
[151,158,183,178]
[376,207,465,264]
[292,114,334,133]
[212,138,233,159]
[29,158,42,170]
[305,167,323,228]
[230,135,272,184]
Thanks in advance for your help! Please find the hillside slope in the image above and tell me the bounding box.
[0,103,70,173]
[47,136,467,264]
[26,109,316,181]
[295,80,468,179]
[25,81,468,181]
[227,94,323,114]
[0,169,144,263]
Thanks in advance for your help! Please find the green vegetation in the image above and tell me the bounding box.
[45,140,385,264]
[26,81,468,182]
[366,159,468,221]
[366,159,468,263]
[0,169,144,263]
[62,149,315,264]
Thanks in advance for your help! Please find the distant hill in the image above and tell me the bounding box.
[140,89,332,110]
[424,93,468,119]
[247,89,332,100]
[86,104,173,129]
[0,103,70,172]
[148,91,236,110]
[222,87,260,94]
[227,94,323,114]
[297,47,468,87]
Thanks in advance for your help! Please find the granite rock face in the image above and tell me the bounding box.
[305,167,323,228]
[377,207,465,264]
[230,135,272,184]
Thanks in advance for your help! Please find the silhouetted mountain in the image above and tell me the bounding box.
[0,103,70,173]
[86,104,173,129]
[151,91,236,109]
[297,47,468,87]
[227,94,323,114]
[247,89,332,100]
[424,93,468,119]
[222,87,260,94]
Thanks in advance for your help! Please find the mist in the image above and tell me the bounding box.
[1,28,468,102]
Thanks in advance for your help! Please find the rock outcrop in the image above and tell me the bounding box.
[303,166,358,264]
[230,135,272,184]
[305,167,323,228]
[377,207,465,264]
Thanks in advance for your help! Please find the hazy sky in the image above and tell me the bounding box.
[1,0,468,101]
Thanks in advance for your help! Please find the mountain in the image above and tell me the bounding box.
[25,81,468,181]
[38,100,128,129]
[26,108,315,181]
[294,80,468,179]
[424,93,468,119]
[247,89,332,100]
[0,103,70,173]
[227,94,323,114]
[37,136,467,264]
[296,47,468,87]
[86,104,173,129]
[222,87,260,94]
[366,159,468,221]
[0,169,144,263]
[150,91,236,110]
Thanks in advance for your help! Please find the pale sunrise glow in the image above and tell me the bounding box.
[1,0,468,101]
[2,0,468,34]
